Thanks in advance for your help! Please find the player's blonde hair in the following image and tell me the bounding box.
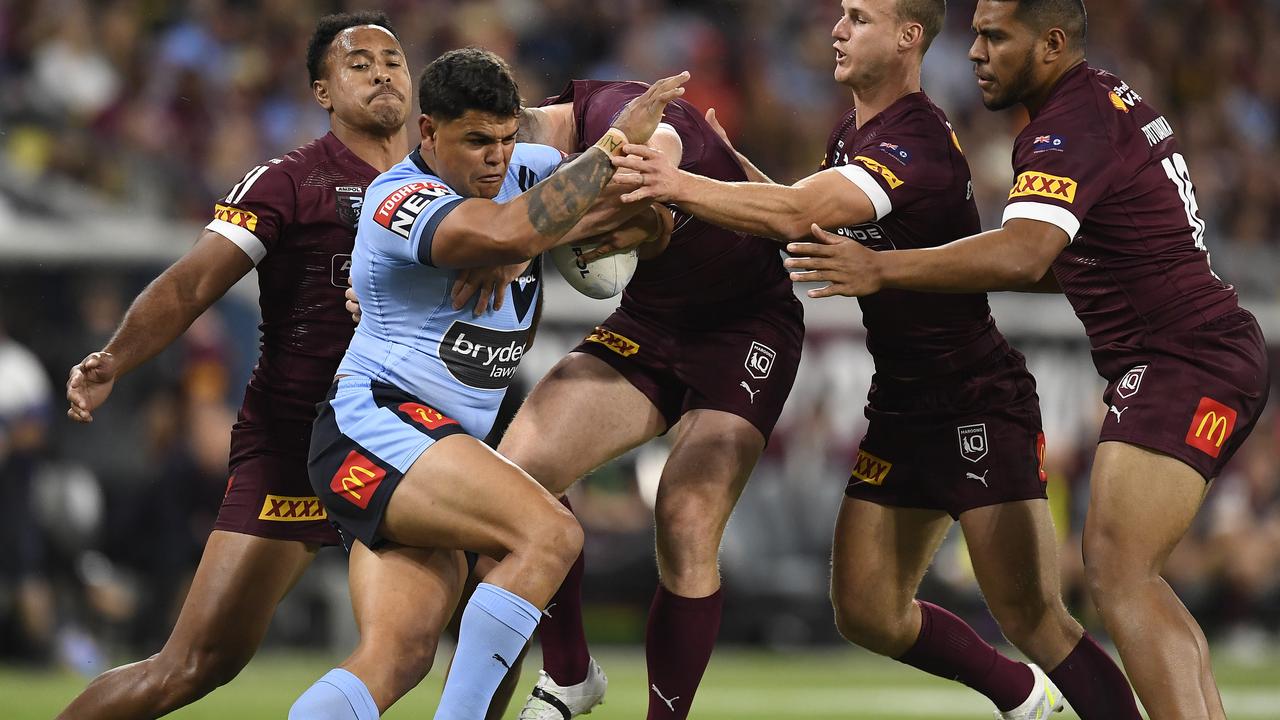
[895,0,945,55]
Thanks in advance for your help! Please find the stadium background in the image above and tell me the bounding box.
[1,1,1278,717]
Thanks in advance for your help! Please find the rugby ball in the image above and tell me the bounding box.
[549,242,638,299]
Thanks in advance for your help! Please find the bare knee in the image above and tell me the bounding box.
[150,645,251,703]
[358,631,440,702]
[524,501,584,572]
[831,591,916,657]
[987,592,1066,648]
[1083,525,1153,611]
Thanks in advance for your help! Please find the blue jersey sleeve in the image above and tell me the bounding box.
[509,143,564,190]
[367,176,465,265]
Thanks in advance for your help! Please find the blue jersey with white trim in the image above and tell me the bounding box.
[337,143,562,437]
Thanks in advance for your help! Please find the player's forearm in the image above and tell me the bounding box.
[490,145,618,262]
[673,174,817,241]
[878,228,1054,293]
[102,268,223,375]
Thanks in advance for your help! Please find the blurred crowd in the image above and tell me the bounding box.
[1,0,1279,671]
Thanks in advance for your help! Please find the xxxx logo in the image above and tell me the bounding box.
[330,450,386,510]
[258,495,327,522]
[1009,172,1077,203]
[585,326,640,357]
[851,449,892,486]
[212,203,259,231]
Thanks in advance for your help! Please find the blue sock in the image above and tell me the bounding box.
[289,668,379,720]
[434,582,541,720]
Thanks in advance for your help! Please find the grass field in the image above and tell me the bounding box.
[6,646,1280,719]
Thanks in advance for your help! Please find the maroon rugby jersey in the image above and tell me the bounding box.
[543,80,793,313]
[205,132,378,463]
[823,93,1004,377]
[1003,63,1239,380]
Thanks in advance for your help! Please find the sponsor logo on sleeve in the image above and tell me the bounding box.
[1116,364,1147,399]
[213,203,259,232]
[853,155,904,189]
[851,449,893,485]
[258,495,327,521]
[439,321,529,389]
[373,180,453,239]
[329,450,386,510]
[585,326,640,357]
[397,402,460,431]
[744,341,776,380]
[876,141,911,166]
[957,423,989,463]
[1109,81,1142,112]
[1009,172,1077,203]
[1032,134,1066,153]
[1185,397,1238,458]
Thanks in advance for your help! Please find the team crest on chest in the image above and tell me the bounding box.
[335,186,365,229]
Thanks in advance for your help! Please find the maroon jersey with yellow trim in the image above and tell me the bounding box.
[205,132,379,463]
[1002,63,1239,380]
[543,80,793,313]
[823,93,1004,377]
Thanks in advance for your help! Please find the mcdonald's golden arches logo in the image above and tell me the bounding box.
[330,450,386,509]
[1184,396,1238,458]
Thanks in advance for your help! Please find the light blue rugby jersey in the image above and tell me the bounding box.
[337,143,562,438]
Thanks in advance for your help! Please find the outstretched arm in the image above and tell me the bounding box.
[703,107,773,184]
[67,230,253,422]
[784,219,1070,298]
[613,147,876,242]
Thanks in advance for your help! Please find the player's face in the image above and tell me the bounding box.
[969,1,1039,110]
[315,25,412,134]
[420,111,519,199]
[831,0,900,90]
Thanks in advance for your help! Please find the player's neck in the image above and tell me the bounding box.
[331,121,410,173]
[851,68,920,129]
[1022,56,1086,117]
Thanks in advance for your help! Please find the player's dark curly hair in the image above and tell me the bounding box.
[306,11,398,84]
[418,48,521,120]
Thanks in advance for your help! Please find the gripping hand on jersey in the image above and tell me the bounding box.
[66,352,120,423]
[785,224,883,298]
[450,262,529,316]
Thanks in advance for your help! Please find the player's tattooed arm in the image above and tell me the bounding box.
[67,230,253,422]
[522,148,618,238]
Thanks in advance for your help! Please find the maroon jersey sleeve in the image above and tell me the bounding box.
[835,112,965,222]
[1002,116,1115,240]
[205,159,296,264]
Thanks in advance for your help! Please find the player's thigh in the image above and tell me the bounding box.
[830,497,951,612]
[381,434,575,559]
[348,540,466,652]
[160,530,315,662]
[1084,441,1209,576]
[959,499,1063,613]
[498,351,666,494]
[653,409,765,542]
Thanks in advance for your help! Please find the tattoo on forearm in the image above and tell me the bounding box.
[525,148,614,237]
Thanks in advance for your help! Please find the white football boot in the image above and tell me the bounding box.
[517,657,608,720]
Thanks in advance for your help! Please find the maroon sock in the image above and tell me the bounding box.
[645,584,723,719]
[538,497,591,686]
[1047,633,1141,719]
[896,601,1034,712]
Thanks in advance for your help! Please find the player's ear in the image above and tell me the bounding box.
[900,21,924,54]
[1042,27,1068,64]
[419,115,437,150]
[313,80,333,112]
